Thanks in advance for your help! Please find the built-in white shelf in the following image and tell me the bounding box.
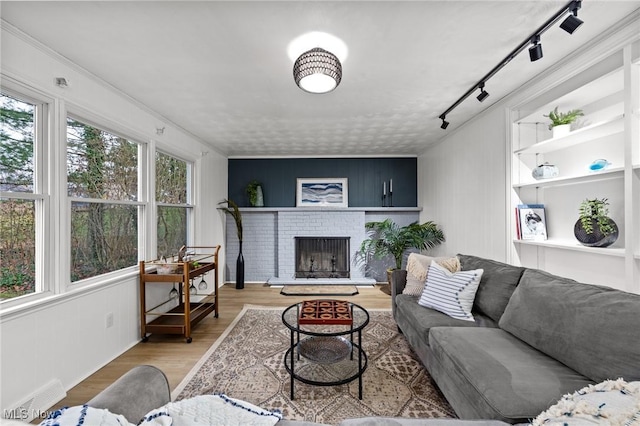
[513,167,624,189]
[513,239,626,257]
[514,115,624,155]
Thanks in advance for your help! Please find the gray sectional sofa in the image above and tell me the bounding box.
[36,256,638,426]
[392,254,640,423]
[85,365,510,426]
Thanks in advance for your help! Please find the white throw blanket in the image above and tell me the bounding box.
[38,394,282,426]
[532,379,640,425]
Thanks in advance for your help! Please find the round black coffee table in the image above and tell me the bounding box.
[281,300,369,400]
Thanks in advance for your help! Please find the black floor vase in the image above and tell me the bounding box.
[236,245,245,289]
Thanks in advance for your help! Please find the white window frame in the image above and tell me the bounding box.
[65,112,147,288]
[154,149,195,260]
[0,83,54,308]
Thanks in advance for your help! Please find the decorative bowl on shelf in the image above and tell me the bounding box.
[532,162,559,180]
[588,159,611,172]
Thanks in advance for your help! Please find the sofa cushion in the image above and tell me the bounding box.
[418,261,483,322]
[499,268,640,383]
[395,294,496,349]
[428,327,594,422]
[403,253,460,297]
[457,254,525,323]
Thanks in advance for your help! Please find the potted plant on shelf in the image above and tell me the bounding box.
[356,218,445,286]
[245,180,264,207]
[544,106,584,138]
[218,199,244,289]
[574,198,618,248]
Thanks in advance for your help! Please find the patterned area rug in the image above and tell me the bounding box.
[280,285,359,296]
[173,305,455,424]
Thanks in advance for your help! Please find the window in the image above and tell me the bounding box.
[0,93,39,300]
[67,117,141,282]
[156,151,192,258]
[1,83,199,307]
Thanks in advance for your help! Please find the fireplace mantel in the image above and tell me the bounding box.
[238,207,421,213]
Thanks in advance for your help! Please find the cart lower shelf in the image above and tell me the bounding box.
[142,302,216,343]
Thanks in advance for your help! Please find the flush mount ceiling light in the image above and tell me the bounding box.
[560,1,583,34]
[293,47,342,94]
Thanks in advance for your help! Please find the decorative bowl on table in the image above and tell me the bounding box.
[156,264,179,274]
[298,336,353,364]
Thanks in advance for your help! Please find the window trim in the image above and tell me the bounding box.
[64,114,146,285]
[0,85,52,307]
[0,81,201,310]
[154,150,195,260]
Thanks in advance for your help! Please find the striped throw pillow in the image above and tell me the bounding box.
[418,261,483,322]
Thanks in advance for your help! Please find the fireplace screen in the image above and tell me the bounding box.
[295,237,350,279]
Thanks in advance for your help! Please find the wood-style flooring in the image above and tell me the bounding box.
[52,283,392,410]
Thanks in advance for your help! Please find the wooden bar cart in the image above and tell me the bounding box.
[139,245,220,343]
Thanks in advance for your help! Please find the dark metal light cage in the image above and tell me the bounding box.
[293,47,342,92]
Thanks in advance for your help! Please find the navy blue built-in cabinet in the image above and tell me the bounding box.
[228,158,417,207]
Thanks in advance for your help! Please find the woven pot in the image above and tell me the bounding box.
[574,217,618,248]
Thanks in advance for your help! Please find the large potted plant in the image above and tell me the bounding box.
[218,199,244,289]
[574,198,618,248]
[544,106,584,138]
[357,218,445,285]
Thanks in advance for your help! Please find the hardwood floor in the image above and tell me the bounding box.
[52,283,392,410]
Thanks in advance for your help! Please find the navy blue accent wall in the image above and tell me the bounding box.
[228,158,417,207]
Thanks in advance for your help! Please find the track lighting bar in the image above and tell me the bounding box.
[438,0,581,129]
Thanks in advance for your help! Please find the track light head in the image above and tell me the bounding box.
[476,84,489,102]
[439,115,449,130]
[528,35,543,62]
[560,1,583,34]
[560,14,583,34]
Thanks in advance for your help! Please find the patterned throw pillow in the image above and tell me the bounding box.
[403,254,461,297]
[531,379,640,425]
[418,261,483,321]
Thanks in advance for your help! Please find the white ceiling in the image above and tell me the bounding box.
[1,1,638,157]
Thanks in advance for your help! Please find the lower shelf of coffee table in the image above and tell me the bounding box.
[284,343,367,386]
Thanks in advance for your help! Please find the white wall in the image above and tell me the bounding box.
[0,23,227,415]
[418,106,508,262]
[418,14,640,292]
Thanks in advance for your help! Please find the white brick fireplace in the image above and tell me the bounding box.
[275,210,367,282]
[223,207,420,284]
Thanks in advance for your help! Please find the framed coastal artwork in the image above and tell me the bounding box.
[296,178,348,208]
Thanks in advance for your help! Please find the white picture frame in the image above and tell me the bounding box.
[517,204,548,241]
[296,178,348,208]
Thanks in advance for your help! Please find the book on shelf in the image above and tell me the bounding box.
[516,204,547,241]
